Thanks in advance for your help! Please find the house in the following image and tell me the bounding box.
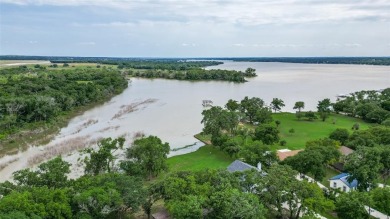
[329,173,358,192]
[227,160,260,172]
[277,149,303,161]
[339,146,354,156]
[331,146,355,172]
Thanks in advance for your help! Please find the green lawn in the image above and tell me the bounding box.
[274,113,371,150]
[167,145,234,172]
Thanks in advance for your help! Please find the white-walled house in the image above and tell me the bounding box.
[329,173,358,192]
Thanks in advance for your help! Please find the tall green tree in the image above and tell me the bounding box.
[240,96,265,124]
[370,187,390,215]
[13,156,70,188]
[121,136,170,179]
[335,191,369,219]
[254,124,280,145]
[84,137,125,175]
[225,99,240,112]
[344,147,383,191]
[317,98,332,121]
[293,101,305,112]
[270,98,285,112]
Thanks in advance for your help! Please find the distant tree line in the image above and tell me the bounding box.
[129,68,255,82]
[2,55,390,65]
[212,57,390,66]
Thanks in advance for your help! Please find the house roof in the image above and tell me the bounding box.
[330,173,358,188]
[339,146,354,156]
[227,160,257,172]
[277,149,303,161]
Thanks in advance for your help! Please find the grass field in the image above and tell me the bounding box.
[274,113,371,149]
[196,113,371,151]
[167,145,234,173]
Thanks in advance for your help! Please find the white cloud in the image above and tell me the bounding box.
[2,0,390,26]
[79,42,96,46]
[181,43,196,47]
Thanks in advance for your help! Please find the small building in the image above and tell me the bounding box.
[329,173,358,192]
[276,149,303,161]
[339,146,354,156]
[227,160,260,173]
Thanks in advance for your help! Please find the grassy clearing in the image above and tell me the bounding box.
[196,113,370,151]
[273,113,370,150]
[167,145,234,173]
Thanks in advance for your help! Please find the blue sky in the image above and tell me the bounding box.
[0,0,389,57]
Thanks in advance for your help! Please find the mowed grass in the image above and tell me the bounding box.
[167,145,234,172]
[274,113,371,150]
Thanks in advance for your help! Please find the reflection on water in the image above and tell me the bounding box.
[0,61,389,181]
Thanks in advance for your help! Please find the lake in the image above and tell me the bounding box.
[0,61,389,181]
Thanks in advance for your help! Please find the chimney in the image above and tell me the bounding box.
[257,162,262,171]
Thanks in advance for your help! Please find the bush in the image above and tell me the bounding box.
[280,140,287,146]
[329,128,350,145]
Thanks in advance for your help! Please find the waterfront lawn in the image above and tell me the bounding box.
[167,145,234,172]
[196,113,370,151]
[274,113,371,150]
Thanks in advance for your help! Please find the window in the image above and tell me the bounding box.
[333,182,337,188]
[343,186,346,192]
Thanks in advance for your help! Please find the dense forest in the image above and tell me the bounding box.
[0,66,128,139]
[49,60,256,82]
[333,88,390,124]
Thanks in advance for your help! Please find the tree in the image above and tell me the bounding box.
[208,189,266,219]
[344,147,383,191]
[201,106,239,136]
[335,191,369,219]
[72,173,146,218]
[244,67,257,77]
[254,124,280,145]
[253,106,273,125]
[0,187,72,219]
[240,96,265,124]
[238,139,277,168]
[275,120,281,127]
[257,165,297,216]
[121,136,170,179]
[329,128,350,145]
[293,101,305,112]
[84,137,125,175]
[270,98,285,112]
[317,98,332,121]
[295,112,304,120]
[13,156,70,188]
[284,138,340,181]
[304,111,318,121]
[166,195,204,219]
[225,99,239,112]
[370,187,390,215]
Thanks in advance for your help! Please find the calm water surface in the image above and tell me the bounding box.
[0,61,389,181]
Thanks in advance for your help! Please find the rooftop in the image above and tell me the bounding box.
[339,146,354,156]
[227,160,257,172]
[277,149,303,161]
[330,173,358,188]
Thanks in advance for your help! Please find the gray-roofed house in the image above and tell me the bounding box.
[329,173,358,192]
[227,160,261,173]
